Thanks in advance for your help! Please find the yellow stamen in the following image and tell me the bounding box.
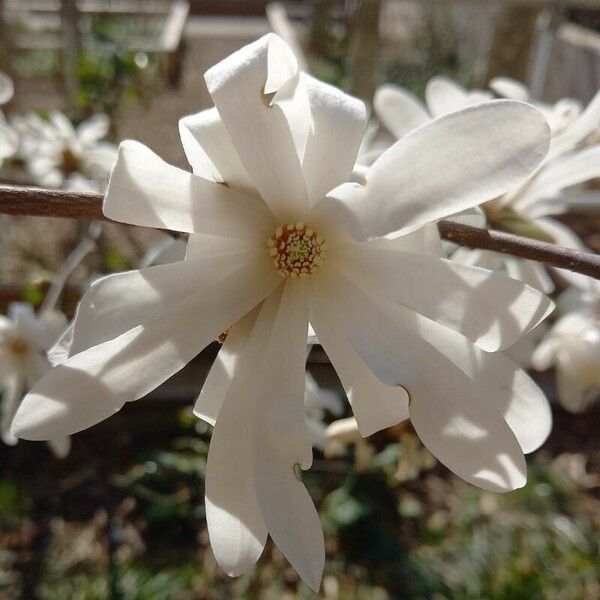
[267,223,327,278]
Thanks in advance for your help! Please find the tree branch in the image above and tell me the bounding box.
[2,184,600,280]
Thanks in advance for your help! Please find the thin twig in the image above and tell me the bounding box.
[40,222,102,315]
[438,221,600,280]
[1,185,600,280]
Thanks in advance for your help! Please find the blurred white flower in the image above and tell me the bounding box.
[533,289,600,413]
[26,111,117,191]
[367,78,600,293]
[0,303,69,457]
[12,34,553,590]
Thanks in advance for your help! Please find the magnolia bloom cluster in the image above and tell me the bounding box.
[0,303,69,457]
[365,77,600,294]
[533,289,600,413]
[11,35,557,590]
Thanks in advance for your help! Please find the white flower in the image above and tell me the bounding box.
[12,34,554,589]
[26,111,117,190]
[533,289,600,413]
[0,303,69,457]
[369,78,600,293]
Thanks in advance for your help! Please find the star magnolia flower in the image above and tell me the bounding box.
[368,78,600,293]
[26,111,118,191]
[13,34,555,590]
[0,303,69,457]
[533,289,600,413]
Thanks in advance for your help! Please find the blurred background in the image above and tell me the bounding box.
[1,1,600,598]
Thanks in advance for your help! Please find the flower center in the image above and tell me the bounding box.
[268,223,327,278]
[6,337,30,358]
[62,148,79,174]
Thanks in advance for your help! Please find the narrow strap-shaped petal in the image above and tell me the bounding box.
[425,76,470,117]
[205,305,268,577]
[504,257,555,294]
[549,89,600,159]
[64,249,275,360]
[194,307,263,425]
[253,282,324,592]
[321,101,550,240]
[534,217,600,293]
[12,262,280,441]
[205,33,310,222]
[76,114,110,146]
[104,140,275,238]
[47,436,71,459]
[514,145,600,211]
[373,84,430,140]
[489,77,530,102]
[320,267,528,492]
[309,278,409,437]
[1,374,23,446]
[334,242,554,352]
[178,107,256,195]
[301,74,367,205]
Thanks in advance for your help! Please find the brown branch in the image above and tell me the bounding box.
[2,185,600,280]
[439,221,600,280]
[0,185,106,220]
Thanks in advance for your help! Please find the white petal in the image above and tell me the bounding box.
[139,236,187,268]
[253,282,324,592]
[185,233,262,260]
[319,267,528,491]
[1,375,23,446]
[309,279,409,437]
[335,242,554,351]
[323,101,550,240]
[104,141,275,238]
[373,84,430,140]
[48,436,71,458]
[549,89,600,158]
[409,381,527,492]
[535,217,600,293]
[0,72,14,105]
[178,107,256,194]
[66,250,273,360]
[515,145,600,211]
[205,33,310,222]
[194,307,261,425]
[77,114,110,146]
[12,260,279,441]
[493,354,552,454]
[0,120,18,159]
[301,74,367,204]
[504,257,555,294]
[49,111,76,138]
[489,77,530,101]
[425,76,469,117]
[205,305,268,576]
